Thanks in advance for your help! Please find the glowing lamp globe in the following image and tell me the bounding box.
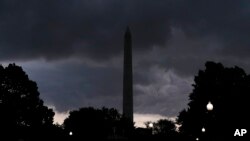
[202,127,206,132]
[149,123,153,128]
[206,101,213,111]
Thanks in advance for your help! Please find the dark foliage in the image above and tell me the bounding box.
[63,107,134,141]
[153,119,177,137]
[0,64,55,140]
[142,119,179,141]
[178,61,250,141]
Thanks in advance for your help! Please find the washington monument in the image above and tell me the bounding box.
[123,27,133,121]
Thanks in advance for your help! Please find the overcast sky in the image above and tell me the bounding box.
[1,0,250,126]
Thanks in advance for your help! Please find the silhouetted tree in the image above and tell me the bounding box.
[153,119,177,137]
[0,64,55,140]
[178,62,250,141]
[63,107,133,140]
[144,121,153,129]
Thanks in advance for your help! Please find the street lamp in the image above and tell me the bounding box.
[205,101,214,140]
[149,122,153,128]
[148,122,154,135]
[202,127,206,133]
[206,101,213,111]
[69,131,73,136]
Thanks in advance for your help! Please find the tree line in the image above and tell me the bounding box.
[0,62,248,141]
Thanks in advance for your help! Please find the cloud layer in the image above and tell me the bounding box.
[2,0,250,119]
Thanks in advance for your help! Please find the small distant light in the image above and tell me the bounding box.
[69,131,73,136]
[196,137,199,141]
[149,123,153,128]
[202,127,206,132]
[206,101,213,111]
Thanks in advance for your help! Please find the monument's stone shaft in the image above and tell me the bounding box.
[123,27,133,121]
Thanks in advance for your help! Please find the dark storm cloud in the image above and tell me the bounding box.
[20,60,193,116]
[170,0,250,58]
[3,0,250,118]
[1,0,250,64]
[21,60,123,112]
[133,66,193,116]
[0,0,172,61]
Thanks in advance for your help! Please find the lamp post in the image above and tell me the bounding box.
[206,101,213,141]
[148,122,153,136]
[68,131,73,141]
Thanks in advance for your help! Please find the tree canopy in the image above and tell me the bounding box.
[153,119,176,136]
[178,61,250,141]
[63,107,134,140]
[0,64,55,140]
